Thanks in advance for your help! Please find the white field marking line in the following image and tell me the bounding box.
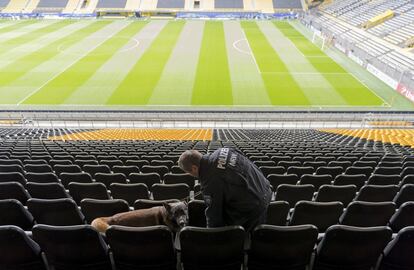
[349,73,391,107]
[234,29,261,74]
[56,36,140,56]
[260,72,349,75]
[3,104,393,108]
[17,24,126,105]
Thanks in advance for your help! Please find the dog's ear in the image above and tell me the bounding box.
[162,202,171,213]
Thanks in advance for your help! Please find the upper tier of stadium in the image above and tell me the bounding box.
[0,0,304,14]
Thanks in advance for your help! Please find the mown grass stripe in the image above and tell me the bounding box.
[0,20,35,35]
[191,21,233,105]
[274,21,383,106]
[23,21,148,105]
[241,21,310,106]
[107,21,185,105]
[0,21,110,87]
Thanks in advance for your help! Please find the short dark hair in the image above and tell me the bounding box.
[178,150,202,172]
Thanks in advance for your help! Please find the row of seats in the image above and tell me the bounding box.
[1,223,413,270]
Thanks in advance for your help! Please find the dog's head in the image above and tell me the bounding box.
[162,201,188,231]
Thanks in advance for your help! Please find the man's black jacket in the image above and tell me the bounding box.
[198,147,272,228]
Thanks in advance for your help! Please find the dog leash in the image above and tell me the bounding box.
[181,191,203,203]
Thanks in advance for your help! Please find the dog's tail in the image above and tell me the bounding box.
[91,217,110,233]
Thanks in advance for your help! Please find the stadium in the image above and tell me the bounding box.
[0,0,413,269]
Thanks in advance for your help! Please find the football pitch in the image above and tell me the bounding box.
[0,18,412,110]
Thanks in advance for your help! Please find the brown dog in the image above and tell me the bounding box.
[91,201,188,233]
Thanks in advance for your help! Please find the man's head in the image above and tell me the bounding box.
[178,150,202,177]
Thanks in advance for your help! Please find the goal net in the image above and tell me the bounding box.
[311,31,327,51]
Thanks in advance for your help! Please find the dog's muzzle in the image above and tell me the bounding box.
[177,216,187,227]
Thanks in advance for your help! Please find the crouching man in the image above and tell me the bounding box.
[178,148,272,231]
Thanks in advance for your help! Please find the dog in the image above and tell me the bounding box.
[91,201,188,233]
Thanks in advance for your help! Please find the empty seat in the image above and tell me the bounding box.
[299,174,332,189]
[265,201,290,226]
[289,201,343,232]
[0,164,24,174]
[379,226,414,270]
[179,226,245,270]
[334,174,366,190]
[393,184,414,207]
[0,172,26,185]
[0,199,34,230]
[328,161,352,170]
[0,182,30,204]
[80,199,130,223]
[389,202,414,232]
[26,182,69,199]
[141,165,169,178]
[112,165,140,177]
[68,182,110,204]
[313,225,392,270]
[53,164,82,175]
[268,174,299,191]
[401,167,414,177]
[259,166,285,177]
[33,224,112,270]
[345,166,374,177]
[24,164,52,173]
[188,200,207,227]
[248,224,318,270]
[340,201,396,227]
[374,167,403,176]
[278,161,301,170]
[163,173,195,190]
[0,225,47,270]
[355,185,399,202]
[25,172,59,184]
[110,183,149,205]
[367,174,401,186]
[151,160,174,168]
[100,160,123,168]
[125,160,149,169]
[315,185,357,206]
[0,159,23,166]
[83,165,111,177]
[106,225,176,270]
[49,159,73,167]
[129,172,161,188]
[152,183,190,201]
[94,173,127,187]
[287,166,315,178]
[316,166,343,178]
[27,198,85,226]
[400,175,414,187]
[60,172,93,188]
[274,184,314,206]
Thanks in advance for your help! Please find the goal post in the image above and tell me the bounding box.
[312,31,326,51]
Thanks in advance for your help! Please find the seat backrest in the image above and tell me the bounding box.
[141,165,169,178]
[299,174,332,190]
[0,172,26,185]
[394,184,414,208]
[26,182,68,200]
[374,166,403,176]
[82,165,111,176]
[314,225,392,270]
[275,184,314,206]
[259,166,285,177]
[24,164,52,173]
[315,184,357,206]
[290,201,343,232]
[355,185,399,202]
[27,198,85,226]
[128,172,161,188]
[345,166,373,177]
[59,172,93,188]
[0,199,34,230]
[249,224,318,270]
[0,164,24,174]
[179,226,245,270]
[25,172,59,184]
[112,165,140,177]
[94,173,127,187]
[367,174,401,186]
[53,164,82,175]
[267,174,299,191]
[0,182,31,204]
[389,202,414,232]
[106,225,176,270]
[287,166,315,178]
[163,173,195,189]
[68,182,110,204]
[340,201,396,227]
[151,183,190,201]
[334,174,366,190]
[265,201,290,226]
[188,200,207,227]
[80,198,129,223]
[0,225,46,270]
[316,166,344,177]
[109,183,149,205]
[133,199,180,210]
[379,226,414,270]
[32,224,111,270]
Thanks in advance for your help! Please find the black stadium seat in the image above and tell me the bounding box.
[80,199,130,223]
[94,172,127,187]
[33,224,112,270]
[0,182,31,204]
[340,201,396,227]
[0,199,34,230]
[266,201,290,226]
[109,183,150,205]
[315,184,357,206]
[248,224,318,270]
[379,227,414,270]
[188,200,207,227]
[275,184,314,206]
[68,182,110,204]
[389,202,414,232]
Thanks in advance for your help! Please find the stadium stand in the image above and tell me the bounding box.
[33,0,69,12]
[0,0,10,10]
[0,127,413,269]
[214,0,243,9]
[272,0,302,10]
[1,0,29,12]
[95,0,127,9]
[156,0,185,9]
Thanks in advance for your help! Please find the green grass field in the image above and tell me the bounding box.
[0,19,412,110]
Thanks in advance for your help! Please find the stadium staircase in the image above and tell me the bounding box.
[1,0,28,13]
[0,127,414,268]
